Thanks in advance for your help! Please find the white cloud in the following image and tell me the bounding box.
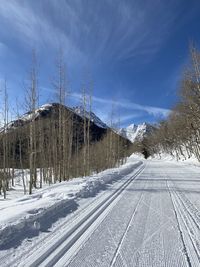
[0,0,181,66]
[70,92,170,118]
[0,0,86,64]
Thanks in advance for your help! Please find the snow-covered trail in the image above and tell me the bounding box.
[1,160,200,267]
[65,160,200,267]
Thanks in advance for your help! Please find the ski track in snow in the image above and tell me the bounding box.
[1,160,200,266]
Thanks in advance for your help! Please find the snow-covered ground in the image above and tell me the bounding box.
[151,152,200,167]
[1,155,200,266]
[0,155,142,248]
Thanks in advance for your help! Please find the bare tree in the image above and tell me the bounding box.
[26,50,39,194]
[1,79,9,198]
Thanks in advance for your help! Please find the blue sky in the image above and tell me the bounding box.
[0,0,200,127]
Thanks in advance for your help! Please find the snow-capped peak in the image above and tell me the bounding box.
[126,124,137,131]
[1,103,108,133]
[73,106,108,129]
[118,122,154,143]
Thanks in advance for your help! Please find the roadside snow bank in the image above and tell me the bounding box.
[0,156,142,247]
[150,152,200,167]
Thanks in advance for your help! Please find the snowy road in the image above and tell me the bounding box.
[1,160,200,266]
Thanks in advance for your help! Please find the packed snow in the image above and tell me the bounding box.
[1,154,200,267]
[0,155,142,247]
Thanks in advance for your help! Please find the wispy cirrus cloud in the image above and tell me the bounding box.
[0,0,183,66]
[70,92,170,118]
[0,0,86,64]
[0,0,188,127]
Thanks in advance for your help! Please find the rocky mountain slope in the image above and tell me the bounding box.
[118,122,155,143]
[5,103,107,135]
[72,106,108,129]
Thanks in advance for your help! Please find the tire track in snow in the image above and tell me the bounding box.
[113,164,188,267]
[19,164,145,267]
[1,163,143,267]
[3,161,200,267]
[167,180,193,267]
[110,178,146,266]
[115,176,164,266]
[67,166,148,267]
[167,179,200,266]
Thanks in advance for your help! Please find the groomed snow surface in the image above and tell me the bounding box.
[0,154,200,266]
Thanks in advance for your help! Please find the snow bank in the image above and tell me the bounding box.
[150,152,200,167]
[0,156,142,247]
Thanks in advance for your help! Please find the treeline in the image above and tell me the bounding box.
[0,51,131,198]
[134,45,200,160]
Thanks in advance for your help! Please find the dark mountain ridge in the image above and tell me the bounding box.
[0,103,131,168]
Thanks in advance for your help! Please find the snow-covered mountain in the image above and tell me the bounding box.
[3,103,108,132]
[5,104,152,144]
[118,122,154,143]
[73,106,108,129]
[0,103,113,154]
